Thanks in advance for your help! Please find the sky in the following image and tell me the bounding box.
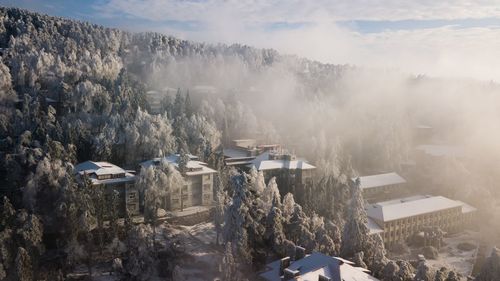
[2,0,500,81]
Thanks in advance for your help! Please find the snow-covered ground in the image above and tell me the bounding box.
[161,222,223,281]
[387,230,479,279]
[425,231,479,278]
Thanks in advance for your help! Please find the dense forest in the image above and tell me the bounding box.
[1,6,500,281]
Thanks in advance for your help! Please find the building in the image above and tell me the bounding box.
[353,172,407,203]
[366,195,477,246]
[139,154,217,211]
[74,161,139,215]
[223,139,281,168]
[259,250,379,281]
[248,150,316,197]
[223,139,315,197]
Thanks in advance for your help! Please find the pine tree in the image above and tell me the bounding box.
[265,194,286,256]
[15,247,32,281]
[184,90,193,117]
[340,178,370,259]
[414,261,434,281]
[476,247,500,281]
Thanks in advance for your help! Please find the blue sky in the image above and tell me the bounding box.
[2,0,500,81]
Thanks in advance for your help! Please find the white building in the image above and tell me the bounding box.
[139,154,217,211]
[74,161,139,215]
[353,172,407,203]
[366,195,477,245]
[259,252,379,281]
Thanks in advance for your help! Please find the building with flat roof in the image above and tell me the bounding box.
[223,139,281,168]
[366,195,477,246]
[74,161,139,215]
[223,139,316,197]
[248,150,316,197]
[140,154,217,211]
[353,172,407,203]
[259,251,379,281]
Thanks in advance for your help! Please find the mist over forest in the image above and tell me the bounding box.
[1,6,500,281]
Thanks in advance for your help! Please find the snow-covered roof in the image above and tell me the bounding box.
[367,217,384,235]
[416,144,465,158]
[139,154,217,176]
[456,200,478,214]
[74,161,135,185]
[247,151,316,171]
[366,195,469,223]
[223,147,251,159]
[259,252,379,281]
[252,160,316,171]
[353,172,406,190]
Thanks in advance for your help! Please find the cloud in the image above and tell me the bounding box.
[91,0,500,81]
[94,0,500,22]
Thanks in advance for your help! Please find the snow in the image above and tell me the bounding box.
[354,172,406,190]
[366,195,466,222]
[422,231,478,278]
[161,222,222,281]
[139,154,217,176]
[367,217,384,235]
[74,161,136,185]
[223,147,251,159]
[259,252,379,281]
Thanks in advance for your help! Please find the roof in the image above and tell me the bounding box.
[366,195,468,222]
[223,147,251,159]
[259,252,379,281]
[416,144,465,158]
[139,154,217,176]
[248,151,316,171]
[74,161,135,185]
[456,200,478,214]
[367,217,384,235]
[354,172,406,190]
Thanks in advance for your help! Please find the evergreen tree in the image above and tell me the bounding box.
[340,178,370,259]
[265,194,286,256]
[414,261,435,281]
[476,247,500,281]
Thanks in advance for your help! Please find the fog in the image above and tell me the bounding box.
[139,35,500,244]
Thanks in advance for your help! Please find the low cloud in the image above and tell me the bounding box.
[92,0,500,81]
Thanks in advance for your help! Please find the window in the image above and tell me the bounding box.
[98,174,111,180]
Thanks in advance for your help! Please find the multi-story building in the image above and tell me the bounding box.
[353,172,407,203]
[366,195,477,246]
[259,250,380,281]
[74,161,140,216]
[223,139,315,197]
[223,139,281,168]
[140,154,217,211]
[248,150,316,197]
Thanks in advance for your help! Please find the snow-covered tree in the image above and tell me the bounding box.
[340,178,370,259]
[414,261,435,281]
[476,247,500,281]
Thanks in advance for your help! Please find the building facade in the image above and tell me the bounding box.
[354,172,407,203]
[74,161,140,216]
[248,151,316,198]
[366,195,477,246]
[140,154,217,211]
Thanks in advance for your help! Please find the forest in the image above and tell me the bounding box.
[1,6,500,281]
